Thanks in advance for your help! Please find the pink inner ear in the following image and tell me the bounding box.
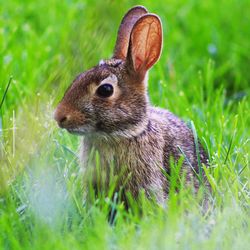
[135,56,143,71]
[132,25,149,71]
[131,15,162,74]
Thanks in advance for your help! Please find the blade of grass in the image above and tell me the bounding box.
[0,76,13,110]
[177,145,203,184]
[190,121,203,184]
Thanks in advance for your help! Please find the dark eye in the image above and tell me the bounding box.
[96,83,113,98]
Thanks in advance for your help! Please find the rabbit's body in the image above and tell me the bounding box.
[54,6,209,204]
[81,106,207,203]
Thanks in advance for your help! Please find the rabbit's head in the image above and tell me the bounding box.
[54,6,162,137]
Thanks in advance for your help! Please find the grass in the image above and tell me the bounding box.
[0,0,250,249]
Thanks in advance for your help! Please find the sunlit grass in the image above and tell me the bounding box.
[0,0,250,249]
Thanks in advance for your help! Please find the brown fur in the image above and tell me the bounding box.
[54,6,209,205]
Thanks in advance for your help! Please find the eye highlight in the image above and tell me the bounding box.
[96,83,114,98]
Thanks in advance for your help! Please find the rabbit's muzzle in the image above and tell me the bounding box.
[54,103,86,131]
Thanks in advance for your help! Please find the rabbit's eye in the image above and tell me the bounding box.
[96,83,113,98]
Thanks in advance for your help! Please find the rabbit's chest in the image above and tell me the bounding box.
[82,133,167,201]
[92,138,162,169]
[87,135,165,176]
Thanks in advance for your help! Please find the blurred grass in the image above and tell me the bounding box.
[0,0,250,249]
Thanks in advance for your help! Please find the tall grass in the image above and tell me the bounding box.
[0,0,249,249]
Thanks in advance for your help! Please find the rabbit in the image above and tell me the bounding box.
[54,6,209,205]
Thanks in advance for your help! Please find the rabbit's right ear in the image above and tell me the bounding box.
[126,14,163,80]
[113,6,148,60]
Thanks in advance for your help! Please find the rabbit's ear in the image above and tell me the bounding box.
[127,14,162,79]
[113,6,148,60]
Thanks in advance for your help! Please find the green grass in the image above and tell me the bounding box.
[1,0,250,249]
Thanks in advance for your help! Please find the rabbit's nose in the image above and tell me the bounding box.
[58,115,68,127]
[54,109,70,128]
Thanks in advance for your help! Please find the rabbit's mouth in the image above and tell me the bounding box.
[66,127,89,136]
[65,123,97,135]
[67,129,84,135]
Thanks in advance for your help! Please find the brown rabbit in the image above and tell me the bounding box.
[54,6,208,204]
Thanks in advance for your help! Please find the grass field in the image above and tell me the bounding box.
[1,0,250,249]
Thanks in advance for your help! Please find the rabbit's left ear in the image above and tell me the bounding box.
[113,6,148,60]
[127,14,162,79]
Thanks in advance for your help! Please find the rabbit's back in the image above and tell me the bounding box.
[149,107,208,188]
